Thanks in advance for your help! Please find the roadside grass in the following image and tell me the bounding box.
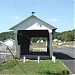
[52,45,58,48]
[31,43,46,48]
[0,59,69,75]
[62,42,74,46]
[52,41,74,47]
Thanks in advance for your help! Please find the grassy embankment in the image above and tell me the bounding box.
[0,59,69,75]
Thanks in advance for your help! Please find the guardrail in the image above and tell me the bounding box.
[0,46,16,64]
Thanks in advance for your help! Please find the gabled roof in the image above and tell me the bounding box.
[9,15,57,31]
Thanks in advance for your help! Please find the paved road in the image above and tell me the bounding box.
[53,46,75,74]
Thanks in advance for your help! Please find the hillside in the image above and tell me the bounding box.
[53,29,75,41]
[0,29,75,41]
[0,31,14,41]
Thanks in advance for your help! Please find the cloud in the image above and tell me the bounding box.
[49,18,59,22]
[15,16,21,19]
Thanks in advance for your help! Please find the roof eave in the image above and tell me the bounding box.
[9,15,34,30]
[52,28,57,34]
[9,15,57,31]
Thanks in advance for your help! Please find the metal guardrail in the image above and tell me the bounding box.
[0,46,16,64]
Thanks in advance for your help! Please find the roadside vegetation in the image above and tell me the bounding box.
[53,29,75,41]
[52,41,74,48]
[0,59,69,75]
[61,41,74,46]
[0,29,75,42]
[0,31,14,41]
[31,43,46,48]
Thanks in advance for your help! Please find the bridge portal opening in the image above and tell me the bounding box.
[17,30,50,56]
[29,37,48,52]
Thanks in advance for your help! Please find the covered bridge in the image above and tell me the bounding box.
[9,13,57,58]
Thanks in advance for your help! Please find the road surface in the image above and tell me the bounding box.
[53,46,75,74]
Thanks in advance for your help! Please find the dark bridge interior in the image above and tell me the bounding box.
[17,30,50,57]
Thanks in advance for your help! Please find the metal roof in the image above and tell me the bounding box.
[9,15,57,31]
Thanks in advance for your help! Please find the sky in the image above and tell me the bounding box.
[0,0,74,33]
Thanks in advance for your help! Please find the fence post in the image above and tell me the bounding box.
[52,56,56,63]
[38,56,40,63]
[23,56,26,63]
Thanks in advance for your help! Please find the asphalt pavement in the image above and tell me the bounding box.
[53,46,75,74]
[0,45,75,74]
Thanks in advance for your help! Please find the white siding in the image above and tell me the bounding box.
[26,22,52,33]
[13,17,52,33]
[11,16,54,58]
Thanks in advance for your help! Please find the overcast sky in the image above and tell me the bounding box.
[0,0,74,33]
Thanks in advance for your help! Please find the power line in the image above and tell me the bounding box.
[9,0,26,16]
[16,0,26,14]
[5,1,29,74]
[6,46,27,75]
[5,1,28,74]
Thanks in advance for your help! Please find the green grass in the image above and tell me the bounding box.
[31,43,47,48]
[53,41,74,47]
[52,45,58,48]
[0,59,69,75]
[62,42,74,46]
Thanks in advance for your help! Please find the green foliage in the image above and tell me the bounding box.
[31,37,47,43]
[0,59,69,75]
[53,29,75,41]
[0,31,14,41]
[0,29,74,42]
[0,60,17,71]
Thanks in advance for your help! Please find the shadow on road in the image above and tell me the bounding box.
[53,52,75,60]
